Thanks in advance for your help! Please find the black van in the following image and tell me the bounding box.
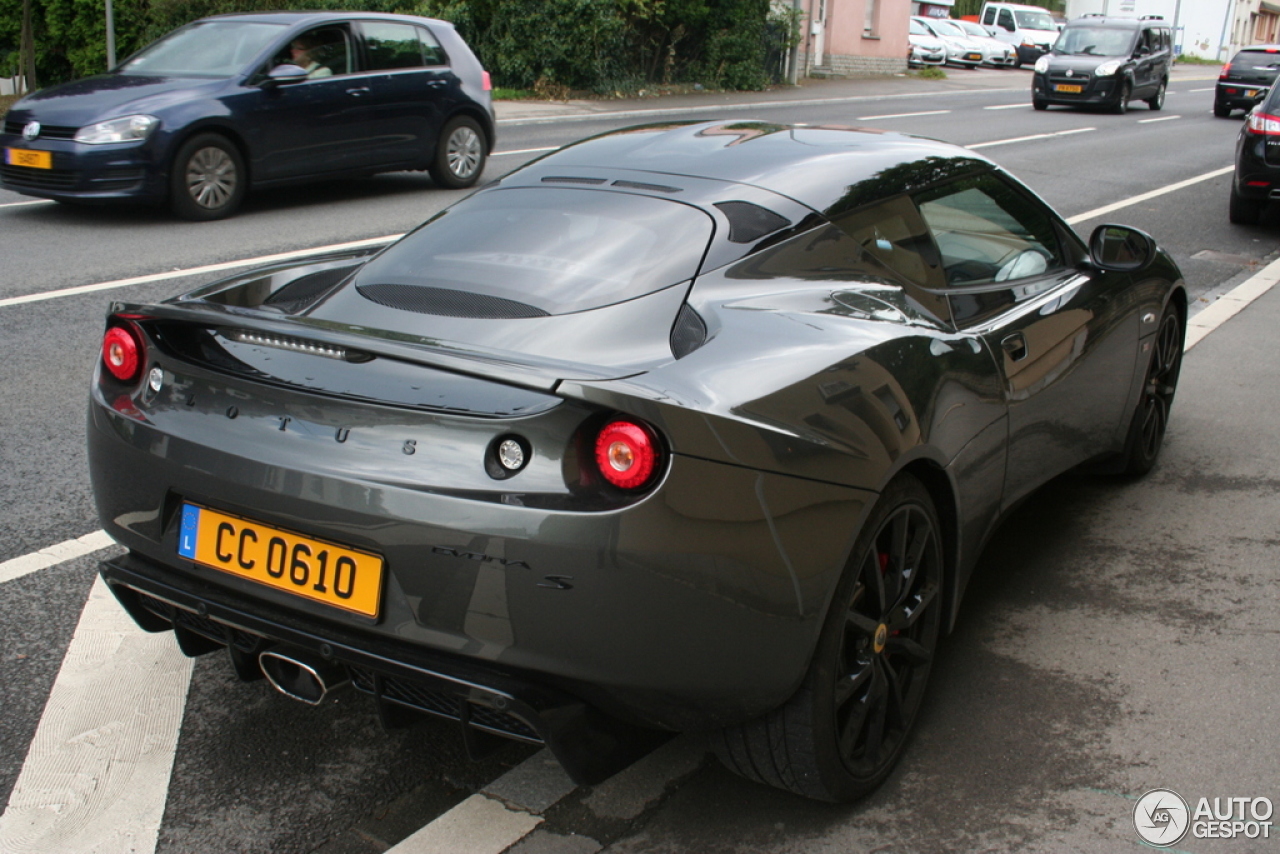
[1032,15,1173,114]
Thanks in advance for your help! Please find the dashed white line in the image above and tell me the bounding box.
[0,235,400,309]
[984,103,1031,110]
[1063,165,1233,224]
[967,127,1096,149]
[492,146,557,157]
[1138,115,1182,123]
[858,109,951,120]
[0,530,114,585]
[1188,87,1216,93]
[0,576,192,854]
[0,199,55,209]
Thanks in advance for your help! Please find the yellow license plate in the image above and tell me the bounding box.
[1246,89,1260,98]
[5,147,52,169]
[1055,84,1083,93]
[178,504,383,618]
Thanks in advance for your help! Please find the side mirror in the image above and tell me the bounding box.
[1135,45,1151,57]
[264,64,308,86]
[1088,224,1156,272]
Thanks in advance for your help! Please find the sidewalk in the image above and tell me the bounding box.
[493,63,1220,123]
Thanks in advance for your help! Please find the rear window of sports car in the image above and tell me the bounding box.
[351,187,714,315]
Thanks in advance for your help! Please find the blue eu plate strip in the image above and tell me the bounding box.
[178,504,200,559]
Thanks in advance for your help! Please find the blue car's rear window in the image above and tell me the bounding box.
[351,187,715,315]
[119,21,286,77]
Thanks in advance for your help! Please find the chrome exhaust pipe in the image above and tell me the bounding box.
[259,647,349,706]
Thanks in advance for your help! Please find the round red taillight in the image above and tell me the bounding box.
[102,325,143,382]
[594,419,662,490]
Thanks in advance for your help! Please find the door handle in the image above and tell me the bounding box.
[426,80,447,88]
[346,87,371,97]
[1001,332,1028,362]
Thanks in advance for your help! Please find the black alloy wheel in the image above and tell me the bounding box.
[1121,303,1183,475]
[171,133,245,221]
[1148,80,1166,111]
[713,474,944,802]
[1113,81,1132,115]
[1229,183,1266,225]
[429,116,486,190]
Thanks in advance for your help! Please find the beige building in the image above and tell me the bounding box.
[792,0,914,76]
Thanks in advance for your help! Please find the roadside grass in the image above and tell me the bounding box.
[916,66,947,80]
[492,87,533,100]
[1176,54,1220,65]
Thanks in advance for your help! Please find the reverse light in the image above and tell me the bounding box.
[102,323,144,382]
[1247,111,1280,135]
[75,114,158,144]
[593,419,662,491]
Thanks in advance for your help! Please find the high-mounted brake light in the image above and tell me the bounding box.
[594,419,662,491]
[102,323,144,383]
[1248,111,1280,135]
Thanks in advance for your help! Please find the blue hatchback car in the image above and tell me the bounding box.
[0,12,495,220]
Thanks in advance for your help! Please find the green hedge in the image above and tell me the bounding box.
[1,0,785,93]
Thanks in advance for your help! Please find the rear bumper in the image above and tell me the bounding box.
[100,550,667,784]
[1216,81,1270,113]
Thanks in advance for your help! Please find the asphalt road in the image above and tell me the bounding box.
[1,65,1277,854]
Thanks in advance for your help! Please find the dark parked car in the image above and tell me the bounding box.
[1,12,494,220]
[89,121,1186,802]
[1229,83,1280,223]
[1215,44,1280,118]
[1032,14,1172,113]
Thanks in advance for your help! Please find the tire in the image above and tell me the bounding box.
[1229,183,1265,225]
[1147,80,1166,111]
[712,474,945,802]
[1214,100,1231,118]
[1118,303,1183,476]
[1112,81,1131,115]
[1033,97,1048,111]
[429,116,486,190]
[170,133,245,221]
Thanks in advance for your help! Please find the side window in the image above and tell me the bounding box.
[273,27,351,77]
[419,27,447,66]
[364,21,425,70]
[983,6,996,25]
[998,9,1015,31]
[914,173,1063,287]
[829,195,945,289]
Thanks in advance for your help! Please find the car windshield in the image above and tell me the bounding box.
[351,187,714,315]
[1015,10,1056,30]
[1055,26,1133,57]
[957,21,988,37]
[910,19,930,35]
[932,20,966,37]
[118,21,285,77]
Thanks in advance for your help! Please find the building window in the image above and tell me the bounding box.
[864,0,879,37]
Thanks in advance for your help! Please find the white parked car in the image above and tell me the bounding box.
[909,18,947,67]
[954,19,1017,67]
[913,16,985,69]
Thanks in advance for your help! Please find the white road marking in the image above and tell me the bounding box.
[0,199,55,209]
[1188,87,1216,93]
[492,146,558,157]
[857,109,951,120]
[1138,115,1182,123]
[1185,255,1280,349]
[0,576,192,854]
[984,103,1031,110]
[0,235,400,309]
[0,530,114,585]
[967,127,1096,149]
[1063,165,1233,224]
[496,88,1029,125]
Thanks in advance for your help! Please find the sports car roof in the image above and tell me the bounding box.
[525,120,995,218]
